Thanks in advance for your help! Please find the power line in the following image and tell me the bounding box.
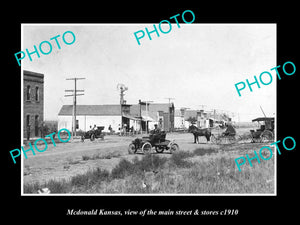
[64,77,85,137]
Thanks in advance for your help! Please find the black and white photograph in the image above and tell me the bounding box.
[21,23,276,195]
[4,5,298,223]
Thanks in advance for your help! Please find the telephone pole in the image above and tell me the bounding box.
[165,97,175,132]
[65,77,85,137]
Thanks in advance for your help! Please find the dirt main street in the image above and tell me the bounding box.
[22,128,258,186]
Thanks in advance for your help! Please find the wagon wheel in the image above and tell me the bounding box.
[169,143,179,154]
[228,136,236,144]
[242,133,253,143]
[211,134,221,144]
[261,130,274,143]
[252,137,260,143]
[128,143,136,154]
[220,136,229,145]
[142,142,152,154]
[222,136,230,144]
[235,135,244,144]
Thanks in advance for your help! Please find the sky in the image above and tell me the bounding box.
[22,24,276,122]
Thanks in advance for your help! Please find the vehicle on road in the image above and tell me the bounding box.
[128,131,179,154]
[250,117,274,143]
[81,126,105,142]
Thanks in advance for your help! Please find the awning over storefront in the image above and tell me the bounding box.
[141,115,155,122]
[122,114,141,121]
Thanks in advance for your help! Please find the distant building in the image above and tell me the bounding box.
[23,70,44,138]
[175,109,229,129]
[57,102,174,133]
[131,101,175,132]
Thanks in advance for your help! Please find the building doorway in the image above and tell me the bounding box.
[35,115,39,136]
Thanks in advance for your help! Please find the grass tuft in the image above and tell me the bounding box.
[24,147,274,194]
[169,151,194,168]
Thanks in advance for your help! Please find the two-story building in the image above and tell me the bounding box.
[23,70,44,138]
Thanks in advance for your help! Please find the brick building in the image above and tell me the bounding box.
[23,70,44,138]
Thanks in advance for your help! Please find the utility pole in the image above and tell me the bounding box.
[144,100,153,133]
[117,84,128,129]
[165,97,175,132]
[65,77,85,137]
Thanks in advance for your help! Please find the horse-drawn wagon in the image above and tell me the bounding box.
[128,131,179,154]
[210,132,238,144]
[250,117,274,143]
[188,124,240,145]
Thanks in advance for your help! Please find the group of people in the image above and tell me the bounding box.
[118,123,135,136]
[89,124,97,133]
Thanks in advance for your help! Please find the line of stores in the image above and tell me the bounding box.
[58,101,175,133]
[23,69,233,138]
[57,103,232,133]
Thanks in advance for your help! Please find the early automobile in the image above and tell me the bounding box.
[128,131,179,154]
[81,126,105,142]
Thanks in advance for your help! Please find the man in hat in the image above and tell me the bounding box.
[222,122,236,136]
[149,124,161,134]
[150,124,161,143]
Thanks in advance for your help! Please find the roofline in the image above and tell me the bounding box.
[58,113,121,116]
[252,117,275,122]
[24,70,44,78]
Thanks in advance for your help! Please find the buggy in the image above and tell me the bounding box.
[81,126,105,142]
[211,123,238,144]
[128,131,179,154]
[211,131,237,144]
[250,117,274,143]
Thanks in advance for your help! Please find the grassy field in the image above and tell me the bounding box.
[24,142,275,194]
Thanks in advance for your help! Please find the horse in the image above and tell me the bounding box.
[188,125,212,144]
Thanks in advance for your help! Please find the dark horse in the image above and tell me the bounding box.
[188,125,212,144]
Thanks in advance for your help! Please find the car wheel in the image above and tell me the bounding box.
[128,143,136,154]
[90,134,95,141]
[169,143,179,154]
[155,146,164,153]
[142,142,152,154]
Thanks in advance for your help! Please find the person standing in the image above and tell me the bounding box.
[118,124,121,136]
[108,125,112,133]
[40,122,45,138]
[123,123,127,136]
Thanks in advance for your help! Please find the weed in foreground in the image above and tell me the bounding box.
[169,151,194,168]
[24,147,274,194]
[111,155,168,179]
[193,147,218,156]
[23,179,71,194]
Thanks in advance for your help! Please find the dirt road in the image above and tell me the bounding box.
[23,129,254,185]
